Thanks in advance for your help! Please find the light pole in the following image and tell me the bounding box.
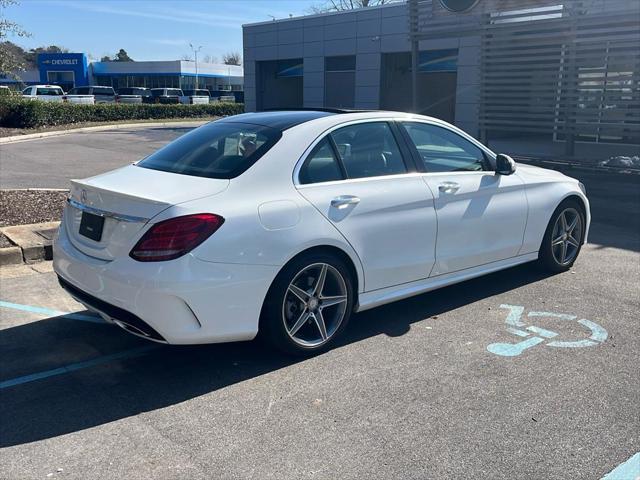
[189,43,203,90]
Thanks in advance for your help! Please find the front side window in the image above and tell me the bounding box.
[330,122,407,179]
[299,138,344,185]
[137,121,281,179]
[402,122,487,172]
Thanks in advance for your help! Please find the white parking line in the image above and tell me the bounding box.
[0,345,158,389]
[0,300,157,389]
[0,300,104,323]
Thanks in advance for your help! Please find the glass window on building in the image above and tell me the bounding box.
[325,55,356,109]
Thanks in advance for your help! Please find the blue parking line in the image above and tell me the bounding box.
[601,452,640,480]
[0,345,158,389]
[0,300,103,323]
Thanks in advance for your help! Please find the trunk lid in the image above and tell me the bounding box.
[65,165,229,260]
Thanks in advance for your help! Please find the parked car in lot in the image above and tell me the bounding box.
[63,93,95,105]
[116,87,153,104]
[150,88,183,104]
[22,85,65,102]
[180,89,210,104]
[67,86,116,104]
[54,110,590,356]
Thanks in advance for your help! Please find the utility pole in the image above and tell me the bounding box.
[189,43,203,90]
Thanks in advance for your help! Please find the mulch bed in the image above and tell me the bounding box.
[0,189,68,228]
[0,233,13,248]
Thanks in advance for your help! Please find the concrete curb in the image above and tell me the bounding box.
[0,246,23,266]
[0,221,60,264]
[0,120,209,145]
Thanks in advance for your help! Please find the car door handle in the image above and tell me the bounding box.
[331,195,360,209]
[438,181,460,194]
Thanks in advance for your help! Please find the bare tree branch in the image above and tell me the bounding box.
[310,0,401,13]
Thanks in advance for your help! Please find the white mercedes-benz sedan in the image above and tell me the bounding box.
[54,110,590,355]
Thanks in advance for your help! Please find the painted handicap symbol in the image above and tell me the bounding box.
[487,304,608,357]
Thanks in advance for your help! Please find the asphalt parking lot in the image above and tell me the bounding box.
[1,129,639,479]
[0,126,192,189]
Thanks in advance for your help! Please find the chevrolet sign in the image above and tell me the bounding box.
[52,59,79,65]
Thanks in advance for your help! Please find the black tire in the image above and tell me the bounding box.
[260,252,355,356]
[538,198,586,273]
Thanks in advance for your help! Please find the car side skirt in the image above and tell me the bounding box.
[356,252,538,312]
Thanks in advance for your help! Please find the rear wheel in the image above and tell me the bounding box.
[538,199,585,272]
[261,253,354,356]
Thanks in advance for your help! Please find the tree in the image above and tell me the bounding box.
[0,0,30,80]
[24,45,69,67]
[202,54,217,64]
[114,49,133,62]
[311,0,400,13]
[101,49,134,62]
[222,52,242,66]
[181,54,193,61]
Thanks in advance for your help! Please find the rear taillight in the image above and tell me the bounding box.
[115,95,120,103]
[62,95,68,103]
[129,213,224,262]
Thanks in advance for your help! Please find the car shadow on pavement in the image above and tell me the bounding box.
[0,262,553,448]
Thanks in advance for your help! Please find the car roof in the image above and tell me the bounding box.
[218,110,346,131]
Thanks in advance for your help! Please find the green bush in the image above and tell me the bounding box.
[0,99,245,128]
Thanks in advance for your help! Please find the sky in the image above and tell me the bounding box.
[6,0,322,63]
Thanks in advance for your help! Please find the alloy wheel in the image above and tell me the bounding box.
[282,263,348,347]
[551,207,582,266]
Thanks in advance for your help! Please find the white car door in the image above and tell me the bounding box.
[400,121,527,276]
[296,121,437,292]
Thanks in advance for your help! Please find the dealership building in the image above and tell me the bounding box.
[242,0,639,152]
[5,52,244,96]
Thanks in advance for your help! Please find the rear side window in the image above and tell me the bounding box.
[331,122,407,179]
[299,138,344,185]
[137,122,282,179]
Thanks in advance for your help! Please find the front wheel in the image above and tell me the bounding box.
[538,199,585,272]
[260,253,355,356]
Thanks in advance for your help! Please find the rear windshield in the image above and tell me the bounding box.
[93,87,115,95]
[166,89,183,96]
[183,90,209,96]
[122,88,150,96]
[36,87,63,95]
[137,121,282,179]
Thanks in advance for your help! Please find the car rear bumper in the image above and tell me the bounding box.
[53,221,280,344]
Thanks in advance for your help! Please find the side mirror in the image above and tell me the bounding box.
[495,153,516,175]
